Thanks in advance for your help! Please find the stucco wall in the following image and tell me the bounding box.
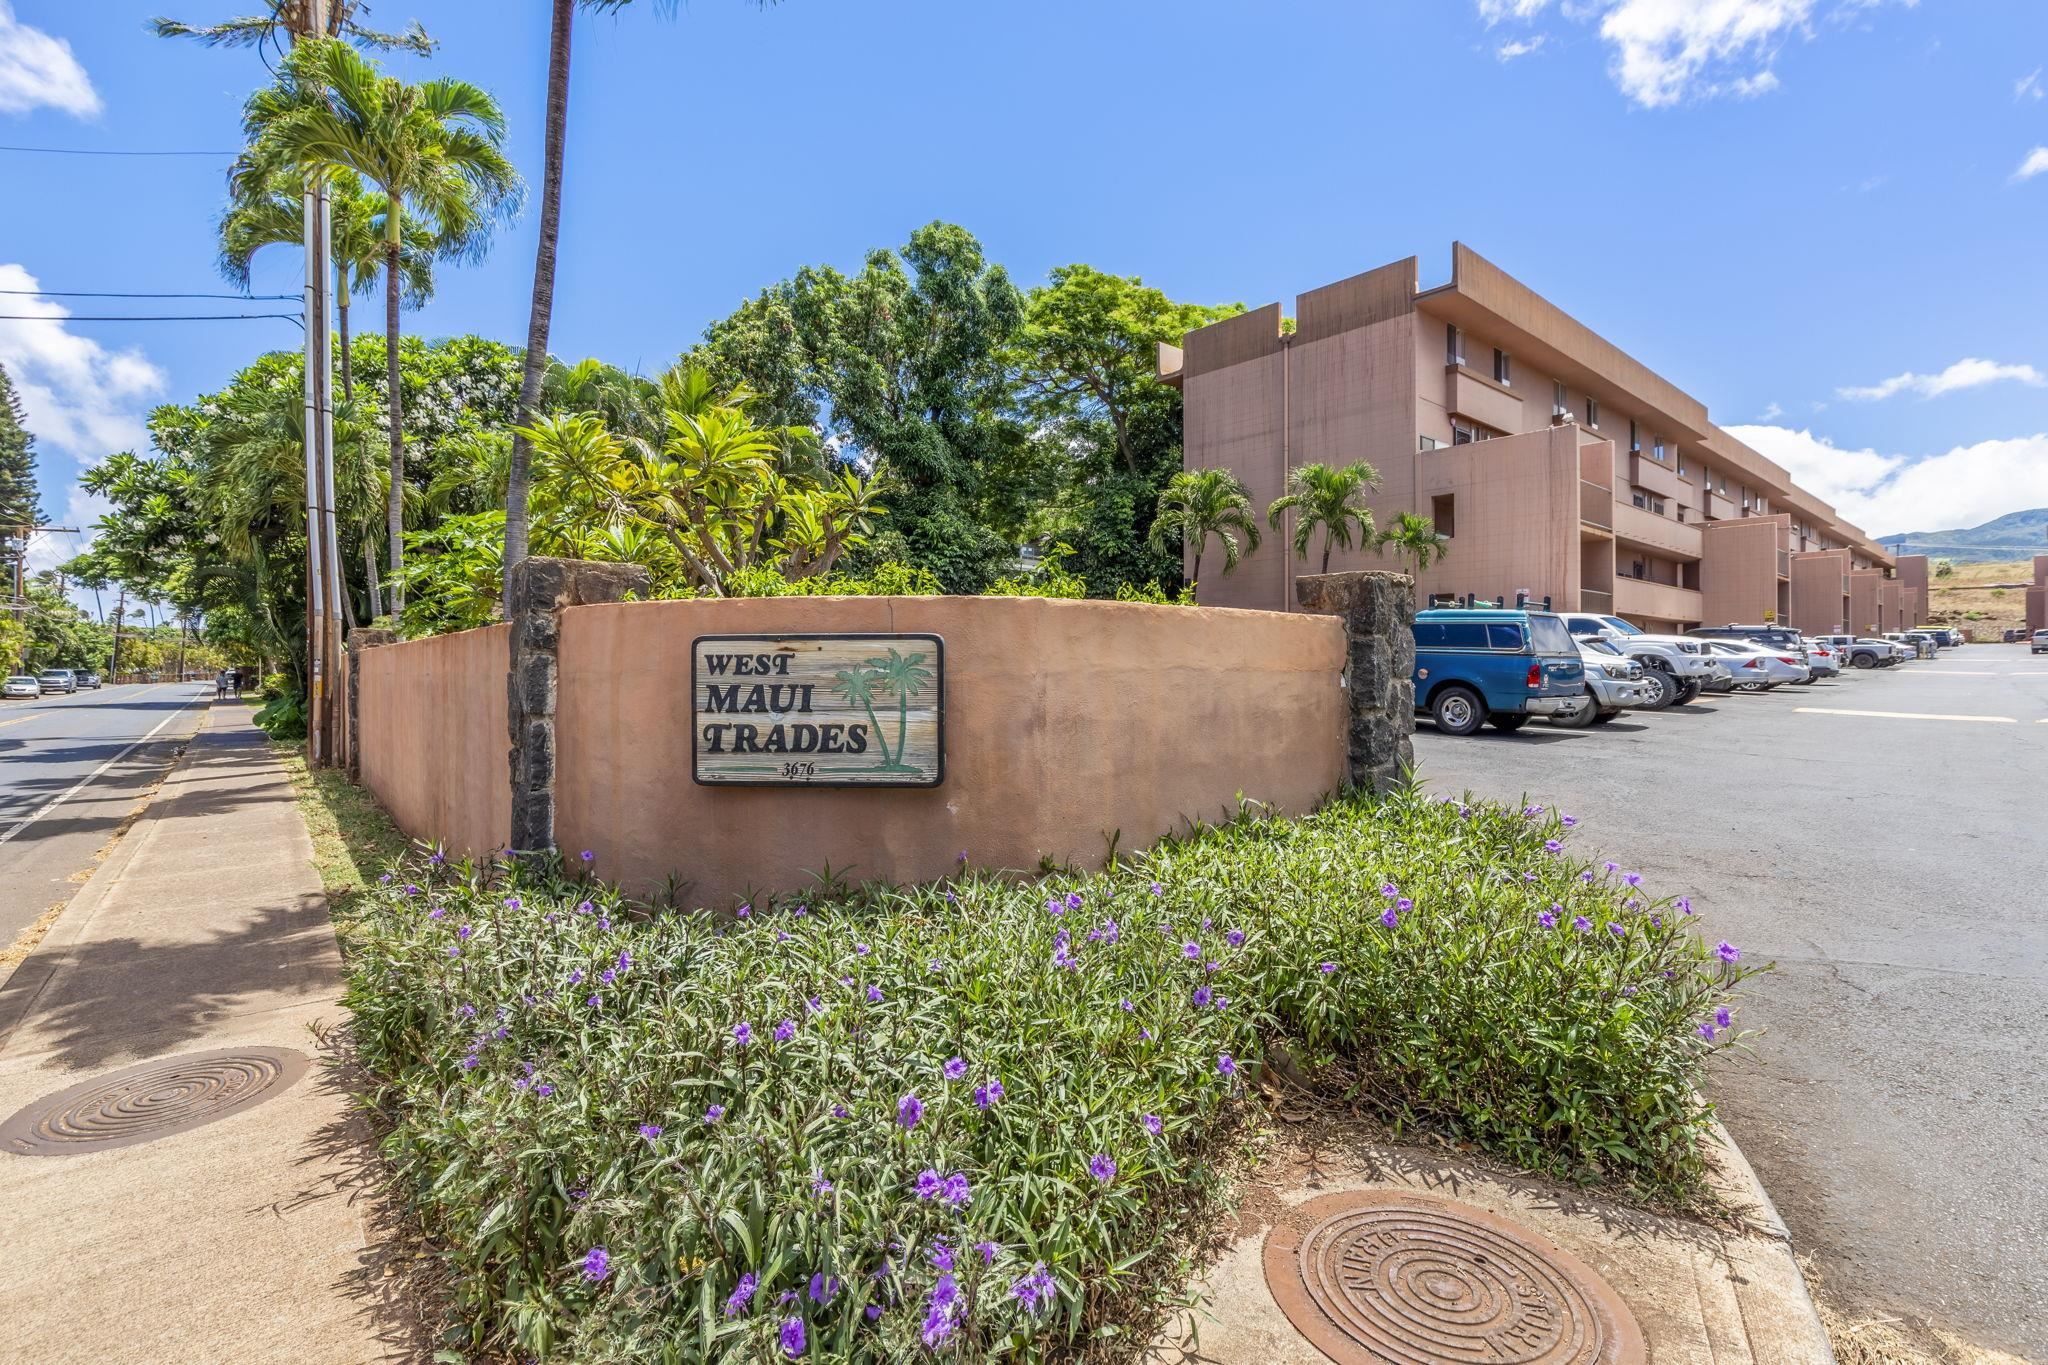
[552,596,1348,905]
[356,624,511,860]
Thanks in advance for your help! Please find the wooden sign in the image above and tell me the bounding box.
[691,634,945,787]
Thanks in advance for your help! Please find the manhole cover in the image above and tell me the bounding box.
[0,1046,309,1156]
[1262,1190,1645,1365]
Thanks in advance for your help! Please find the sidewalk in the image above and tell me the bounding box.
[0,704,406,1365]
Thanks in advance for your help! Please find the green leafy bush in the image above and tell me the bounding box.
[342,791,1752,1362]
[982,543,1088,599]
[724,562,945,599]
[251,690,306,740]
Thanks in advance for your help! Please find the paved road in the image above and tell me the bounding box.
[1413,645,2048,1356]
[0,684,211,952]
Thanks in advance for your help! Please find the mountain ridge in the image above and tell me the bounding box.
[1882,508,2047,562]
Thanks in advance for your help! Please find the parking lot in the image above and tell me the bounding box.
[1413,644,2047,1356]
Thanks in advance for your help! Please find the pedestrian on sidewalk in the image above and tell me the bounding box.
[215,670,229,699]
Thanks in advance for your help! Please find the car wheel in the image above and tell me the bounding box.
[1587,708,1622,726]
[1852,653,1876,669]
[1431,685,1486,737]
[1638,667,1674,709]
[1793,676,1815,685]
[1671,678,1701,705]
[1489,714,1530,733]
[1736,680,1767,692]
[1549,693,1598,729]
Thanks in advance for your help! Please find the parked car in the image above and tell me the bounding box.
[2034,629,2048,655]
[1549,638,1657,728]
[3,675,42,699]
[1556,612,1726,708]
[1411,608,1589,736]
[1883,632,1934,659]
[1901,631,1942,658]
[1856,637,1914,664]
[1929,628,1962,648]
[2004,628,2024,643]
[1802,640,1842,679]
[36,669,76,694]
[1812,634,1895,669]
[74,671,102,689]
[1700,639,1809,690]
[1689,623,1807,651]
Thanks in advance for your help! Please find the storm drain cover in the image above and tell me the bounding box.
[0,1046,309,1156]
[1262,1190,1645,1365]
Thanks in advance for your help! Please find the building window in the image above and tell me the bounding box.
[1585,396,1599,428]
[1630,559,1647,580]
[1628,419,1640,454]
[1493,348,1511,386]
[1630,491,1666,515]
[1446,323,1462,367]
[1419,434,1442,452]
[1451,422,1476,445]
[1676,450,1687,478]
[1552,380,1568,416]
[1431,494,1456,538]
[1652,434,1666,462]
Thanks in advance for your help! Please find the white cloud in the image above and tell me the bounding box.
[2017,68,2044,103]
[0,263,167,566]
[0,2,99,118]
[1730,423,2048,536]
[1497,35,1549,60]
[1757,401,1785,421]
[1472,0,1914,107]
[2012,147,2048,182]
[1837,357,2045,401]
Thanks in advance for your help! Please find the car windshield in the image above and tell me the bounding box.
[1581,639,1623,656]
[7,676,36,685]
[1598,616,1642,636]
[1528,615,1576,655]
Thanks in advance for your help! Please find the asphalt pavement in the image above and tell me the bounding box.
[1412,644,2048,1357]
[0,683,212,953]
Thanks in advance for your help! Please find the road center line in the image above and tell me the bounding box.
[0,693,206,846]
[1794,707,2018,724]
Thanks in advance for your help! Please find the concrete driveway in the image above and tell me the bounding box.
[1411,645,2047,1358]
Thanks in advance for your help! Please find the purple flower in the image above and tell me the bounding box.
[1119,998,1134,1012]
[536,1083,555,1097]
[586,994,602,1008]
[1182,941,1201,960]
[1217,1052,1237,1076]
[1544,839,1562,853]
[1562,814,1577,827]
[725,1272,758,1317]
[1523,804,1544,817]
[617,950,631,970]
[1608,922,1625,938]
[637,1123,662,1141]
[1623,872,1644,888]
[775,1019,798,1043]
[1380,907,1399,929]
[1716,941,1741,963]
[1065,891,1083,911]
[1193,986,1213,1008]
[810,1174,833,1197]
[704,1104,725,1124]
[428,907,446,920]
[733,1022,753,1045]
[808,1271,838,1303]
[1698,1022,1717,1041]
[1088,1153,1117,1183]
[736,903,751,919]
[1573,916,1592,933]
[580,849,594,862]
[943,1056,967,1081]
[1226,929,1245,948]
[929,1241,955,1272]
[855,942,871,956]
[1012,1262,1057,1313]
[1045,897,1065,916]
[1678,896,1694,915]
[1381,883,1399,898]
[1603,860,1619,873]
[581,1245,610,1283]
[1319,961,1338,974]
[1716,1006,1733,1029]
[805,995,823,1015]
[504,896,521,911]
[600,968,616,985]
[897,1093,925,1129]
[922,1283,961,1346]
[779,1316,806,1358]
[1088,919,1120,945]
[973,1080,1004,1109]
[916,1169,944,1200]
[1581,870,1596,883]
[457,1003,477,1019]
[866,985,884,1003]
[975,1241,1000,1265]
[457,924,474,940]
[1141,1113,1163,1136]
[568,968,585,986]
[940,1172,970,1206]
[1397,897,1413,912]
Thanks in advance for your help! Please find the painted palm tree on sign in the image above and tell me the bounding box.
[867,648,933,774]
[1267,460,1382,574]
[236,38,521,614]
[830,665,892,768]
[1149,468,1261,587]
[1378,510,1451,580]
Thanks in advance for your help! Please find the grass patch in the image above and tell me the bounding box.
[272,740,411,900]
[340,788,1757,1362]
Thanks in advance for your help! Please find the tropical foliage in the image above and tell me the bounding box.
[1266,460,1382,575]
[1147,469,1260,586]
[341,793,1753,1361]
[1378,510,1451,578]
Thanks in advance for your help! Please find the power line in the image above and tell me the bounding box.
[0,289,299,301]
[0,144,234,157]
[0,312,303,323]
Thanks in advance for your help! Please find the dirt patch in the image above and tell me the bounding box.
[1804,1255,2036,1365]
[1926,561,2036,641]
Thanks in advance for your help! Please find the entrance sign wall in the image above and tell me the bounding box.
[692,634,944,787]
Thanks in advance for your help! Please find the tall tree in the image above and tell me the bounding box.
[1267,460,1382,574]
[0,364,44,580]
[151,1,433,59]
[1148,468,1260,586]
[504,0,783,607]
[236,38,520,614]
[1378,510,1450,580]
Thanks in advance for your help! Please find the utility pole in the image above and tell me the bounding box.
[109,583,126,681]
[295,0,339,766]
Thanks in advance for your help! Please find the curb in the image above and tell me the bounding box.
[0,701,217,1042]
[1708,1112,1837,1363]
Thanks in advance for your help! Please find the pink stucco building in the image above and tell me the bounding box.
[1161,244,1925,635]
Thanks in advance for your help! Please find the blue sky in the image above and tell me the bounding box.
[5,0,2048,579]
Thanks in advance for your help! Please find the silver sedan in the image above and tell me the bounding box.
[1700,639,1810,690]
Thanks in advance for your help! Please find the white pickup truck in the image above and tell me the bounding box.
[1555,612,1729,708]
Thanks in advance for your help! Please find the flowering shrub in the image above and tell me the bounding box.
[342,789,1753,1361]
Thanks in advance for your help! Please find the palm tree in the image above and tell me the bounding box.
[504,0,782,609]
[151,1,433,63]
[830,665,891,766]
[1378,511,1450,581]
[867,648,933,773]
[1267,460,1382,575]
[237,38,520,615]
[218,168,437,401]
[1149,468,1261,587]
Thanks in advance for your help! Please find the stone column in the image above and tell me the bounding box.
[1294,570,1417,793]
[506,556,652,856]
[344,627,397,780]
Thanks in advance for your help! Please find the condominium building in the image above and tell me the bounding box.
[2028,556,2047,634]
[1159,244,1926,635]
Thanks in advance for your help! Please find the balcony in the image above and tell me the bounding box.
[1446,365,1526,435]
[1613,577,1703,623]
[1705,492,1736,521]
[1579,589,1613,614]
[1579,480,1613,532]
[1629,453,1685,501]
[1612,500,1703,560]
[1778,550,1791,580]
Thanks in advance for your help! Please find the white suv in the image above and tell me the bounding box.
[1556,612,1728,708]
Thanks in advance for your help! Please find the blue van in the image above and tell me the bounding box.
[1411,608,1587,735]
